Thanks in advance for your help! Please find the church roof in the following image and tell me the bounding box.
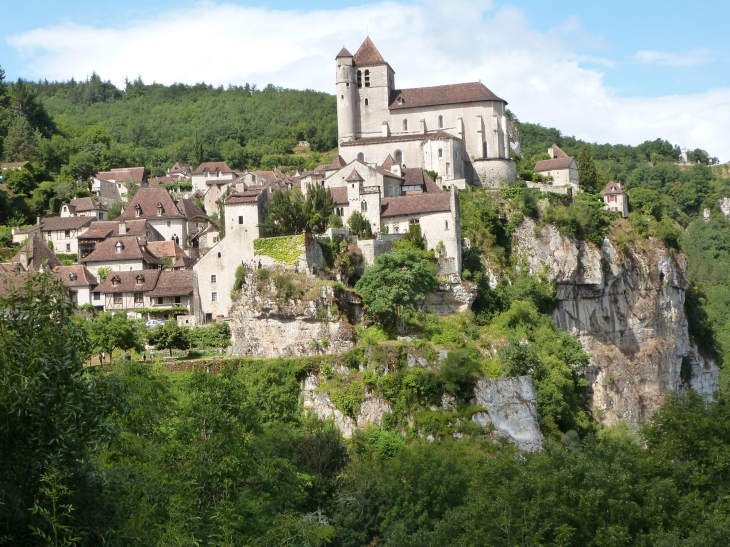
[353,37,387,66]
[336,47,353,58]
[389,82,506,109]
[380,154,397,170]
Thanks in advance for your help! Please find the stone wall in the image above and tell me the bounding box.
[469,158,517,188]
[512,216,719,426]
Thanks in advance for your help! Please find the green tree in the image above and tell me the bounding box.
[627,187,663,219]
[355,249,438,327]
[347,210,373,239]
[4,165,37,195]
[85,311,143,362]
[148,319,190,356]
[265,188,307,235]
[304,183,335,234]
[576,144,598,193]
[3,115,40,162]
[61,151,97,182]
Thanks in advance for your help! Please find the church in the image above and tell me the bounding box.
[335,38,516,188]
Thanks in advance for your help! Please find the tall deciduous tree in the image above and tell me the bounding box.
[304,183,335,234]
[265,189,307,235]
[576,144,598,193]
[147,320,190,356]
[85,311,143,362]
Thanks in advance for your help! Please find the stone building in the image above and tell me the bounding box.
[80,235,162,277]
[335,38,515,188]
[601,181,629,217]
[91,167,147,202]
[533,144,579,189]
[60,197,108,221]
[191,161,236,193]
[54,265,99,308]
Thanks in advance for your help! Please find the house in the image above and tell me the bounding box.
[38,216,94,255]
[11,223,42,245]
[191,161,236,193]
[117,188,195,249]
[10,236,62,272]
[335,38,515,188]
[189,224,220,259]
[533,145,579,189]
[78,219,164,259]
[146,240,194,269]
[80,235,163,277]
[146,270,194,314]
[601,182,629,217]
[60,197,108,221]
[91,167,147,202]
[168,162,193,180]
[193,188,266,322]
[54,265,98,308]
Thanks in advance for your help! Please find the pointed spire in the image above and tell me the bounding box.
[380,154,396,170]
[353,37,386,66]
[336,47,353,59]
[346,169,365,182]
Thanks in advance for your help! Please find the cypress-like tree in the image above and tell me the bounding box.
[577,144,598,193]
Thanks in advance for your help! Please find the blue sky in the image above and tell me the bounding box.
[2,0,729,158]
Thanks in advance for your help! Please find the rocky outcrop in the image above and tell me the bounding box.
[472,376,544,452]
[228,274,355,357]
[422,274,478,314]
[513,217,719,426]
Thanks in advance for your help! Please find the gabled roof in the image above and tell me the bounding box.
[549,144,569,159]
[329,187,349,205]
[169,162,192,174]
[380,154,397,170]
[226,189,263,204]
[177,198,206,220]
[0,271,31,297]
[94,167,146,183]
[353,37,387,66]
[381,193,451,218]
[601,182,625,195]
[328,155,347,170]
[147,175,177,187]
[148,270,194,297]
[11,237,63,271]
[345,169,365,182]
[534,157,576,172]
[389,82,505,109]
[97,269,161,294]
[192,161,235,176]
[40,216,94,232]
[146,240,187,259]
[55,265,98,288]
[67,197,106,212]
[336,47,353,59]
[118,188,185,220]
[80,235,162,265]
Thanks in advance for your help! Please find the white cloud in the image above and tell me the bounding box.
[633,48,713,67]
[6,1,730,161]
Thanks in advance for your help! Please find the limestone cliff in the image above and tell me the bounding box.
[512,217,718,426]
[228,273,356,358]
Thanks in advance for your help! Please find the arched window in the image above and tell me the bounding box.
[438,148,443,158]
[402,119,408,131]
[438,115,443,129]
[364,70,370,87]
[364,98,369,106]
[357,152,365,162]
[356,70,362,88]
[482,141,488,158]
[135,204,142,217]
[394,150,403,164]
[361,201,368,212]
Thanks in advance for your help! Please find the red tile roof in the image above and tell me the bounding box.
[118,188,185,220]
[146,240,186,259]
[353,37,387,66]
[80,235,162,265]
[329,155,347,170]
[97,269,161,294]
[0,271,31,297]
[380,154,397,170]
[176,198,206,220]
[192,161,235,175]
[534,157,575,172]
[389,82,505,109]
[148,270,193,297]
[169,162,192,174]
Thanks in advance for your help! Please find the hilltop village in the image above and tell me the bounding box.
[0,38,627,330]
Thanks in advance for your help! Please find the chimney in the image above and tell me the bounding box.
[381,121,390,137]
[119,220,126,234]
[391,164,403,177]
[36,216,41,226]
[420,118,426,134]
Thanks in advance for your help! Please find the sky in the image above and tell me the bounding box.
[2,0,729,160]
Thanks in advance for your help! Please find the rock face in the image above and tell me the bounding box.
[472,376,544,452]
[513,217,719,426]
[228,275,355,357]
[300,373,391,438]
[422,274,478,314]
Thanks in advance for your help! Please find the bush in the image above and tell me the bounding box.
[186,322,232,349]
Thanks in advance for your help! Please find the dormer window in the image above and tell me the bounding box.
[364,69,370,87]
[111,276,120,286]
[216,170,220,177]
[69,273,77,281]
[157,202,164,216]
[135,204,142,217]
[204,171,209,178]
[398,97,404,105]
[135,274,144,285]
[115,241,124,253]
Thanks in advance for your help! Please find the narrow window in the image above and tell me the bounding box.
[93,292,100,301]
[395,150,403,164]
[157,296,164,305]
[438,115,443,129]
[134,292,143,304]
[364,69,370,87]
[174,296,181,304]
[238,215,243,224]
[217,252,221,258]
[361,201,367,212]
[364,98,369,106]
[64,229,70,238]
[167,221,171,227]
[403,119,408,131]
[211,292,218,302]
[357,152,365,162]
[446,163,451,175]
[114,295,123,305]
[341,95,344,99]
[356,70,362,88]
[438,148,443,158]
[445,220,449,230]
[211,274,217,283]
[66,244,71,252]
[482,141,488,158]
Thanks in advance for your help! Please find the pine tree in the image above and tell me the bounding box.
[3,115,40,162]
[577,144,598,193]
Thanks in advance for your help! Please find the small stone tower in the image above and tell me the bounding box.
[336,47,357,143]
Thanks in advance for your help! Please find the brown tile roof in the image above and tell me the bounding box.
[340,131,460,147]
[97,269,161,294]
[148,270,193,297]
[11,237,63,271]
[54,265,98,288]
[80,235,162,265]
[226,189,263,204]
[600,182,625,195]
[549,144,569,158]
[118,188,185,220]
[380,154,397,170]
[328,155,347,170]
[146,240,186,259]
[40,216,94,232]
[353,37,387,66]
[336,47,353,58]
[0,262,24,273]
[345,169,364,182]
[172,255,195,269]
[67,196,106,212]
[177,198,206,220]
[381,193,451,218]
[534,157,575,172]
[79,219,161,240]
[389,82,505,109]
[192,161,235,175]
[330,187,349,205]
[1,161,29,169]
[147,175,177,187]
[169,162,192,174]
[13,224,42,236]
[0,271,31,297]
[402,168,441,192]
[95,167,146,183]
[190,189,205,199]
